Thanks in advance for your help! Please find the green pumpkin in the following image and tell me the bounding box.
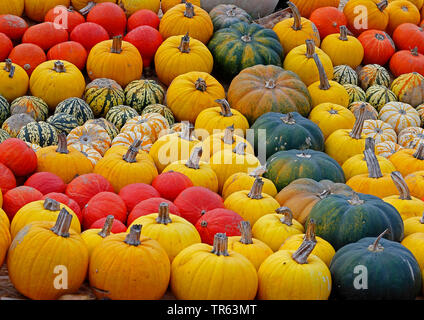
[0,128,10,143]
[209,4,253,31]
[342,84,366,104]
[0,94,10,126]
[124,80,165,113]
[264,149,345,191]
[2,113,35,137]
[330,235,421,300]
[333,65,358,86]
[47,113,80,135]
[10,96,49,122]
[105,105,139,131]
[365,85,398,111]
[251,112,325,159]
[141,104,175,126]
[307,192,403,250]
[17,121,58,147]
[55,97,94,126]
[84,78,125,117]
[208,21,284,79]
[85,118,119,140]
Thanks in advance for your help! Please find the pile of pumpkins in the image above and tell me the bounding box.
[0,0,423,300]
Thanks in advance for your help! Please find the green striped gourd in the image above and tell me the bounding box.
[55,97,94,126]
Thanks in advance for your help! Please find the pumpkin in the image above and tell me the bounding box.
[86,2,126,37]
[117,0,160,15]
[359,29,396,64]
[161,0,200,13]
[36,133,93,184]
[391,72,424,107]
[386,0,421,34]
[22,22,69,51]
[10,96,48,121]
[47,113,79,135]
[401,232,424,271]
[398,126,424,148]
[9,43,47,77]
[120,113,169,142]
[67,123,111,156]
[70,22,109,52]
[309,6,347,39]
[378,101,421,134]
[24,172,66,195]
[7,209,88,300]
[390,47,424,77]
[0,208,10,266]
[2,114,35,138]
[84,78,125,117]
[94,139,158,192]
[89,224,170,300]
[17,121,59,147]
[71,0,116,12]
[55,97,94,126]
[358,64,392,90]
[42,192,82,223]
[124,79,164,113]
[365,84,398,111]
[209,4,252,31]
[105,105,138,131]
[330,230,421,299]
[333,65,359,86]
[127,197,180,225]
[404,211,424,237]
[390,143,424,176]
[272,1,320,55]
[343,0,389,35]
[141,104,174,125]
[0,32,12,62]
[0,14,27,40]
[283,39,334,87]
[0,137,37,176]
[201,0,278,19]
[343,84,366,104]
[44,5,85,33]
[24,0,70,22]
[0,129,10,143]
[81,215,114,256]
[0,59,29,103]
[47,41,88,71]
[0,162,15,194]
[392,23,424,55]
[3,186,43,221]
[85,118,119,140]
[208,21,284,80]
[0,94,9,125]
[227,64,312,124]
[321,25,364,69]
[68,143,102,166]
[308,103,355,140]
[166,71,225,124]
[376,140,403,158]
[362,119,397,143]
[290,0,339,18]
[111,131,153,152]
[127,8,160,31]
[349,101,378,120]
[118,182,160,212]
[151,171,193,201]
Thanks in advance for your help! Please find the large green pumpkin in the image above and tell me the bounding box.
[307,193,404,250]
[124,80,165,114]
[55,97,94,126]
[251,112,324,159]
[330,234,421,300]
[105,105,139,131]
[208,21,284,79]
[209,4,253,31]
[17,121,58,147]
[0,94,10,126]
[10,96,49,122]
[264,149,345,191]
[84,78,125,117]
[47,113,80,135]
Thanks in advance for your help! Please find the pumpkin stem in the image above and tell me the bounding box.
[226,5,237,17]
[43,198,61,211]
[110,36,123,54]
[264,79,276,89]
[79,1,95,15]
[179,122,194,141]
[364,147,383,179]
[239,221,253,245]
[413,143,424,160]
[241,34,252,42]
[233,142,246,155]
[3,59,15,78]
[305,39,316,58]
[281,112,296,124]
[276,207,293,226]
[125,224,142,246]
[317,189,331,199]
[411,47,419,56]
[50,208,73,238]
[420,211,424,224]
[377,0,388,11]
[56,133,69,154]
[368,229,389,252]
[348,192,365,205]
[349,103,366,139]
[178,33,191,53]
[312,53,331,90]
[195,78,207,92]
[304,219,316,242]
[292,228,317,264]
[216,99,233,117]
[287,1,302,31]
[365,136,375,151]
[391,171,412,200]
[249,165,267,177]
[184,2,195,18]
[247,176,264,199]
[156,202,172,225]
[211,233,229,256]
[97,215,114,238]
[339,25,348,41]
[185,146,202,169]
[123,139,141,163]
[53,61,66,73]
[222,125,235,145]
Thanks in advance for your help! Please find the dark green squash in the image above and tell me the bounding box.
[333,65,359,86]
[10,96,49,122]
[85,118,119,140]
[251,111,325,159]
[365,85,398,111]
[105,105,139,131]
[141,104,175,126]
[264,149,345,191]
[47,113,80,135]
[330,230,421,300]
[208,21,284,79]
[124,79,165,114]
[342,84,366,104]
[17,121,58,147]
[55,97,94,126]
[209,4,253,31]
[307,192,404,250]
[0,128,10,143]
[0,94,10,126]
[84,78,125,117]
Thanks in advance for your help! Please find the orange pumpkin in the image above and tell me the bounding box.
[390,143,424,176]
[343,0,389,35]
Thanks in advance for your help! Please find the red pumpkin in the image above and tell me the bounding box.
[42,192,82,224]
[24,172,66,195]
[47,41,87,70]
[44,5,85,33]
[3,186,43,221]
[174,186,225,225]
[152,171,193,201]
[86,3,126,37]
[194,208,243,245]
[0,163,16,194]
[0,32,12,61]
[22,22,69,51]
[8,43,46,76]
[118,183,160,212]
[65,173,114,209]
[309,6,348,40]
[392,23,424,55]
[82,191,127,230]
[0,138,37,177]
[358,29,396,65]
[127,9,160,32]
[0,14,28,41]
[70,22,109,51]
[90,216,126,233]
[127,197,181,226]
[389,47,424,77]
[124,25,162,67]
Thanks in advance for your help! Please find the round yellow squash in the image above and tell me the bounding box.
[119,0,160,15]
[401,232,424,270]
[0,0,24,16]
[25,0,70,22]
[403,213,424,238]
[0,208,11,267]
[0,59,29,103]
[81,215,114,257]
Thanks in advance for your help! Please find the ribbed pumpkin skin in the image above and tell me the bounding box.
[291,0,339,17]
[330,237,421,300]
[391,72,424,107]
[251,112,325,159]
[86,118,119,140]
[67,124,111,156]
[0,60,29,103]
[366,85,398,111]
[47,113,79,135]
[379,102,421,134]
[84,78,125,117]
[208,22,284,80]
[343,0,389,35]
[343,84,366,104]
[141,104,175,126]
[0,129,10,143]
[358,30,395,66]
[362,119,397,143]
[264,149,345,191]
[227,235,273,271]
[2,114,35,138]
[309,6,348,40]
[228,65,312,124]
[375,141,403,158]
[105,105,138,131]
[209,4,252,31]
[222,172,277,200]
[308,79,350,108]
[390,148,424,177]
[124,79,164,113]
[307,193,404,250]
[55,97,94,126]
[0,1,24,16]
[0,95,9,126]
[325,128,367,165]
[333,65,359,86]
[10,96,48,122]
[161,0,200,13]
[342,153,396,181]
[0,209,10,266]
[386,0,421,34]
[17,121,58,147]
[358,64,392,90]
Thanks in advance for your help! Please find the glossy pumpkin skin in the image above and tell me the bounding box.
[86,2,126,37]
[391,72,424,107]
[209,4,252,31]
[358,30,396,66]
[402,233,424,273]
[307,193,404,250]
[0,32,12,62]
[343,0,389,35]
[8,43,46,77]
[151,171,193,201]
[55,97,94,126]
[308,77,350,108]
[42,192,82,223]
[84,79,125,118]
[405,171,424,199]
[124,25,163,67]
[383,193,424,221]
[227,64,312,124]
[0,137,37,176]
[17,121,59,148]
[330,237,421,300]
[24,172,66,195]
[0,14,27,41]
[128,197,180,225]
[386,0,421,34]
[390,48,424,77]
[70,22,110,52]
[0,60,29,103]
[22,21,69,51]
[325,127,367,166]
[392,23,424,55]
[309,6,348,39]
[2,186,43,221]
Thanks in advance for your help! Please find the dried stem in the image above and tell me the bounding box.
[194,78,207,92]
[216,99,233,117]
[50,208,73,238]
[239,221,253,245]
[368,229,389,252]
[363,147,383,178]
[185,146,202,169]
[211,233,229,256]
[233,142,246,155]
[305,39,316,58]
[178,33,191,53]
[123,139,141,163]
[248,165,267,177]
[98,215,114,238]
[156,202,172,225]
[44,198,61,211]
[3,59,15,78]
[276,207,294,226]
[287,1,302,31]
[247,176,264,199]
[339,25,348,41]
[222,125,235,145]
[110,36,123,54]
[312,53,331,90]
[349,104,366,139]
[56,133,69,154]
[124,224,142,246]
[391,171,412,200]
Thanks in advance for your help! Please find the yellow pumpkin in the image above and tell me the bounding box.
[0,208,11,267]
[291,0,340,17]
[386,0,421,34]
[401,232,424,270]
[119,0,160,15]
[342,152,396,181]
[0,59,29,103]
[362,119,397,143]
[404,212,424,238]
[81,215,114,257]
[25,0,70,22]
[161,0,201,13]
[0,0,24,16]
[378,101,421,134]
[71,0,116,11]
[343,0,389,35]
[390,143,424,177]
[405,170,424,199]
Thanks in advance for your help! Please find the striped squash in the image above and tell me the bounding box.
[0,129,9,143]
[1,113,35,137]
[333,65,359,85]
[343,84,366,104]
[69,143,102,166]
[105,105,139,131]
[362,119,397,144]
[417,104,424,123]
[47,113,80,135]
[141,104,175,126]
[25,142,41,153]
[365,85,398,111]
[85,118,119,141]
[358,64,392,90]
[111,131,153,153]
[348,102,378,120]
[55,97,94,126]
[398,127,424,148]
[124,79,165,113]
[67,124,111,156]
[10,96,48,121]
[375,141,403,158]
[17,121,58,147]
[209,4,253,31]
[84,78,125,117]
[0,95,10,126]
[378,101,421,134]
[391,72,424,107]
[121,113,170,143]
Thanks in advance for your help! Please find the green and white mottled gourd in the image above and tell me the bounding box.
[84,78,125,117]
[55,97,94,126]
[47,113,80,135]
[333,65,359,86]
[358,64,392,90]
[0,94,10,126]
[0,129,10,143]
[365,85,398,112]
[10,96,49,121]
[85,118,120,140]
[105,105,139,131]
[141,104,175,126]
[209,4,253,31]
[342,84,366,104]
[17,121,58,147]
[124,80,165,114]
[1,113,35,137]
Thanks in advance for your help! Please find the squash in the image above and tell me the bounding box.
[24,172,66,195]
[0,208,10,266]
[161,0,200,14]
[152,171,193,201]
[118,182,160,213]
[390,143,424,176]
[124,79,164,114]
[309,6,347,40]
[3,186,43,221]
[0,32,13,62]
[0,14,27,41]
[349,101,378,120]
[0,94,9,126]
[85,118,119,140]
[118,0,160,15]
[67,123,111,156]
[70,22,109,52]
[141,104,174,126]
[390,47,424,77]
[81,215,114,256]
[362,119,397,143]
[84,78,125,118]
[392,23,424,55]
[0,137,37,177]
[105,105,138,131]
[0,59,29,103]
[2,114,35,138]
[209,4,252,31]
[44,5,85,33]
[24,0,70,22]
[121,113,169,143]
[85,2,126,37]
[68,143,102,166]
[47,112,80,135]
[22,22,69,51]
[55,97,94,126]
[386,0,421,34]
[290,0,339,18]
[10,96,48,122]
[200,0,278,19]
[0,162,16,195]
[398,126,424,148]
[402,232,424,271]
[378,101,421,134]
[365,84,398,111]
[343,0,389,35]
[391,72,424,107]
[404,212,424,237]
[111,131,153,152]
[128,197,181,225]
[333,65,359,86]
[127,9,160,31]
[47,41,88,71]
[0,129,10,143]
[8,43,45,77]
[375,140,403,158]
[343,84,366,104]
[0,1,24,16]
[358,29,395,65]
[358,64,392,90]
[17,121,59,147]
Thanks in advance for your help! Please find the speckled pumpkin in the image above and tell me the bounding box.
[55,97,94,126]
[362,119,397,143]
[2,113,35,138]
[333,65,359,86]
[0,95,10,126]
[375,140,403,158]
[69,142,102,166]
[17,121,58,147]
[342,84,366,104]
[391,72,424,107]
[366,85,398,111]
[398,126,424,148]
[105,105,139,131]
[67,123,111,156]
[10,96,48,122]
[358,64,392,90]
[141,104,175,126]
[124,79,165,114]
[111,131,153,152]
[46,112,80,135]
[121,113,169,143]
[85,118,120,140]
[84,78,125,117]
